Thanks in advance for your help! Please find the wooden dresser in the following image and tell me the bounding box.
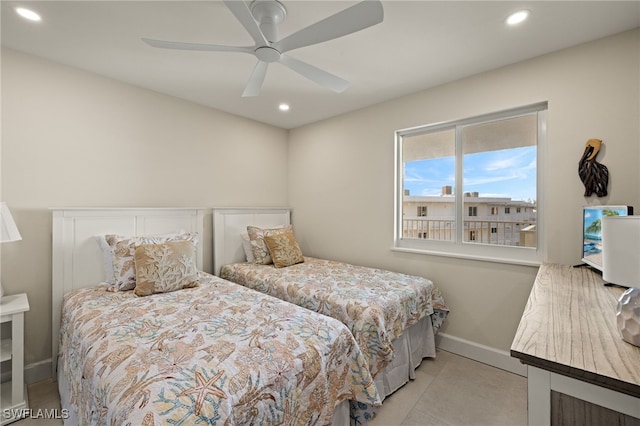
[511,263,640,425]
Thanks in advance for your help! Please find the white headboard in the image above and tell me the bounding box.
[212,208,290,275]
[51,207,206,377]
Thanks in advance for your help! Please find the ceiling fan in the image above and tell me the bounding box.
[142,0,384,97]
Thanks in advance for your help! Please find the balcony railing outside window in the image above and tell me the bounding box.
[403,217,536,247]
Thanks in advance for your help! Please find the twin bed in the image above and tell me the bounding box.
[213,208,448,399]
[52,207,448,425]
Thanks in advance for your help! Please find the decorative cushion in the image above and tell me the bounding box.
[133,241,199,296]
[246,225,293,265]
[263,232,304,268]
[105,232,199,291]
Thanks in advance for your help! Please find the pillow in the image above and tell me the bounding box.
[247,225,293,265]
[133,241,199,296]
[96,235,116,285]
[105,232,199,291]
[263,232,304,268]
[241,232,255,263]
[241,225,284,263]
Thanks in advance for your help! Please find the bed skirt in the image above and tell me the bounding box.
[374,315,436,399]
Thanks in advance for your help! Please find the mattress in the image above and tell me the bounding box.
[57,272,382,425]
[220,257,449,378]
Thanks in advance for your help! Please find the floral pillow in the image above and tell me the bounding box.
[133,241,199,296]
[246,225,293,265]
[104,232,199,291]
[263,231,304,268]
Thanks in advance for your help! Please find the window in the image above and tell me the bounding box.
[394,103,546,265]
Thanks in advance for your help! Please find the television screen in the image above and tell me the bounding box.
[582,205,634,271]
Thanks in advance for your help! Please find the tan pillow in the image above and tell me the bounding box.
[105,232,199,291]
[133,241,199,296]
[247,225,293,265]
[263,232,304,268]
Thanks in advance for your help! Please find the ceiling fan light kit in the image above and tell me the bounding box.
[142,0,383,97]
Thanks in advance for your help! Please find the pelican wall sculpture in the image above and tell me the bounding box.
[578,138,609,197]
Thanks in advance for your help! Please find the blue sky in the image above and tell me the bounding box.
[404,146,537,201]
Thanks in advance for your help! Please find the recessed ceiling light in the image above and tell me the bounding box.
[278,103,290,112]
[506,10,529,26]
[16,7,41,22]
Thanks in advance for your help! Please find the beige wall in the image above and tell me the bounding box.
[288,29,640,351]
[1,48,289,368]
[1,29,639,376]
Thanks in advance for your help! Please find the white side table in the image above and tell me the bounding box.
[0,293,30,425]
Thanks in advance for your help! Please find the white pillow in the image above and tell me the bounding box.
[241,232,255,263]
[96,235,116,285]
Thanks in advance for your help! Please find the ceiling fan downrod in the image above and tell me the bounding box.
[249,0,287,43]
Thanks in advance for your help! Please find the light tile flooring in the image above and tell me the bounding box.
[14,349,527,426]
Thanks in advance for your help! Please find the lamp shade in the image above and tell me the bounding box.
[602,215,640,287]
[0,202,22,243]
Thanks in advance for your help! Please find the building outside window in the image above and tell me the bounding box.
[394,103,546,265]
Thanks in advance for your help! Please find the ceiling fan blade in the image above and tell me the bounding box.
[242,61,269,97]
[279,55,350,93]
[273,0,383,53]
[224,0,269,47]
[142,38,253,54]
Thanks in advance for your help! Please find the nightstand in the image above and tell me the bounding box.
[0,293,30,425]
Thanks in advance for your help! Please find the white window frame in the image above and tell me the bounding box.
[393,103,547,266]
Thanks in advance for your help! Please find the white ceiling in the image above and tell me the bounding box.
[2,1,639,129]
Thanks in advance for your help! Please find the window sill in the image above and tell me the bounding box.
[390,245,542,267]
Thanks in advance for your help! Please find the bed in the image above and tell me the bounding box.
[212,208,449,399]
[51,208,381,425]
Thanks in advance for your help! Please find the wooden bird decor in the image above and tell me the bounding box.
[578,138,609,197]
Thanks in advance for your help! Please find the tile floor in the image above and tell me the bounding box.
[12,349,527,426]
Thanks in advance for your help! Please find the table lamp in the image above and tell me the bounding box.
[1,202,22,298]
[602,215,640,347]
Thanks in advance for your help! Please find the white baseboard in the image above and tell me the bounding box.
[1,358,52,385]
[24,358,53,384]
[436,332,527,377]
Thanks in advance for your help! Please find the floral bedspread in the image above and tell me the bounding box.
[58,272,381,425]
[220,257,449,377]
